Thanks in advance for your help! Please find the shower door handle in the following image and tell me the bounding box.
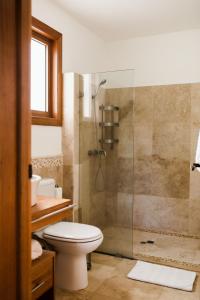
[192,163,200,171]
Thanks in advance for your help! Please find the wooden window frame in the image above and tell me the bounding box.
[31,17,62,126]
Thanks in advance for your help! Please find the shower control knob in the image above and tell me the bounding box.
[88,149,99,156]
[88,149,107,157]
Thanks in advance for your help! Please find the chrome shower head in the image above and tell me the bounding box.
[92,79,107,100]
[99,79,107,87]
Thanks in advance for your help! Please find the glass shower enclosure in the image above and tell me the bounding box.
[79,70,135,258]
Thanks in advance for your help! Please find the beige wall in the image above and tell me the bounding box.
[86,82,200,237]
[104,88,134,229]
[133,83,200,237]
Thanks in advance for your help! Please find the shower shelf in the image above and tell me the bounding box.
[99,104,119,149]
[99,105,119,111]
[99,122,119,127]
[99,139,119,144]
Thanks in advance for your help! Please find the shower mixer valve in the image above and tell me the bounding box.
[88,149,107,157]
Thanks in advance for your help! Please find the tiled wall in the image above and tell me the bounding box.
[62,73,80,223]
[79,77,107,228]
[32,155,63,187]
[78,85,134,256]
[93,83,200,237]
[133,83,200,237]
[104,88,134,229]
[75,80,200,238]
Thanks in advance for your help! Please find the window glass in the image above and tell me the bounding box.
[31,38,48,111]
[83,74,92,119]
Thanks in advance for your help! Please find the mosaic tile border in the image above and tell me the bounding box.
[133,252,200,272]
[133,226,200,240]
[32,155,63,169]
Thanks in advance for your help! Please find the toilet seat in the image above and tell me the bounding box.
[43,222,103,243]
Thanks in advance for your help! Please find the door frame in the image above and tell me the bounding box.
[0,0,31,299]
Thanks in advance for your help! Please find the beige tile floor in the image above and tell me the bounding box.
[133,230,200,271]
[55,253,200,300]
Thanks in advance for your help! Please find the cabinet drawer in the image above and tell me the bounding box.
[32,251,55,299]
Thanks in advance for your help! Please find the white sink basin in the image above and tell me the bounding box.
[31,175,41,206]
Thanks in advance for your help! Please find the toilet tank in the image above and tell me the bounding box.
[37,178,56,197]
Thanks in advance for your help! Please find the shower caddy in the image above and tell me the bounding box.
[99,104,119,149]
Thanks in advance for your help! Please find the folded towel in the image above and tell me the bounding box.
[31,239,43,260]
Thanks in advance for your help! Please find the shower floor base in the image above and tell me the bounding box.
[99,226,200,272]
[133,229,200,272]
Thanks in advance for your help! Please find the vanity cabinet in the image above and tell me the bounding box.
[32,250,55,300]
[31,196,73,299]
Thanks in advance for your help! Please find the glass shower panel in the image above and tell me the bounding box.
[79,70,134,258]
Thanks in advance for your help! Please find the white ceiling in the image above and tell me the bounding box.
[53,0,200,41]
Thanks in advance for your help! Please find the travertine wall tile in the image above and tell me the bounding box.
[153,84,190,123]
[105,191,117,226]
[134,124,153,157]
[189,199,200,236]
[189,83,200,236]
[117,192,133,228]
[62,73,80,205]
[118,124,133,158]
[134,87,153,125]
[133,195,189,234]
[104,87,134,234]
[151,155,190,199]
[133,195,161,230]
[117,158,133,194]
[133,83,199,236]
[89,192,106,227]
[77,81,200,238]
[153,121,190,161]
[32,156,63,187]
[191,83,200,125]
[63,165,73,198]
[134,155,152,195]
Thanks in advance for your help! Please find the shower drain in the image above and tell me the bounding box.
[140,240,155,244]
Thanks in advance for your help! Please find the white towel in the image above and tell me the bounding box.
[195,130,200,172]
[31,239,43,260]
[127,261,196,292]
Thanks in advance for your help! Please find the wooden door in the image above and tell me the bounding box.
[0,0,31,299]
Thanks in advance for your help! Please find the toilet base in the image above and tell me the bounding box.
[55,252,88,291]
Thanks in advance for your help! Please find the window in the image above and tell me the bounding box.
[82,74,92,119]
[31,17,62,125]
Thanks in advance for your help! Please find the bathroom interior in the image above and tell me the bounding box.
[1,0,200,299]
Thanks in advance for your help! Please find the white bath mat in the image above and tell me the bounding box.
[127,261,196,291]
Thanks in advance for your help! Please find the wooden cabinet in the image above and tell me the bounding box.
[31,196,73,232]
[31,196,74,299]
[32,251,55,300]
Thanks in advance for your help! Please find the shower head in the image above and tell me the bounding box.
[99,79,107,87]
[92,79,107,100]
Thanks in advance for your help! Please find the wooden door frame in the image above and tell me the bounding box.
[0,0,31,299]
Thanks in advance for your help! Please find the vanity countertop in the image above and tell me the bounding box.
[31,196,72,231]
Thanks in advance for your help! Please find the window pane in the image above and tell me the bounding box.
[31,39,47,111]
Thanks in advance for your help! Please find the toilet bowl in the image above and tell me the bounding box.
[43,221,103,291]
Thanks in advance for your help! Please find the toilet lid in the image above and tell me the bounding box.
[43,222,102,242]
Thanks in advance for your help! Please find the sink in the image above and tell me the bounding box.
[31,175,41,206]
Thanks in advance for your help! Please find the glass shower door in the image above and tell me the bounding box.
[79,70,134,258]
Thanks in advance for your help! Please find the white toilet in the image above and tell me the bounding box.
[43,222,103,290]
[37,178,103,291]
